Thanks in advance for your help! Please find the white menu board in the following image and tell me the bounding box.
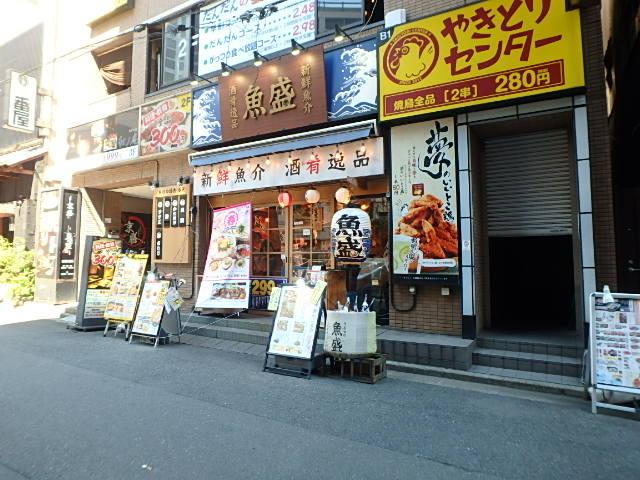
[132,281,170,337]
[198,0,316,76]
[592,296,640,391]
[267,285,322,360]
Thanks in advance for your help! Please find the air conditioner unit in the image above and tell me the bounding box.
[385,9,406,28]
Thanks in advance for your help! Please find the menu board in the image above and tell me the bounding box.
[103,254,148,322]
[58,190,80,279]
[267,285,323,360]
[83,238,122,319]
[593,298,640,390]
[131,281,170,337]
[196,202,251,310]
[153,184,191,264]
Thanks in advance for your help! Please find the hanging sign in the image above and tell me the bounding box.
[193,137,383,196]
[267,284,324,360]
[378,0,585,121]
[152,184,191,264]
[131,280,170,337]
[219,46,327,142]
[58,190,80,279]
[192,84,222,148]
[103,254,148,322]
[196,202,252,310]
[140,93,191,155]
[6,71,37,132]
[83,238,122,318]
[198,0,316,76]
[331,207,371,263]
[325,39,378,121]
[391,118,460,283]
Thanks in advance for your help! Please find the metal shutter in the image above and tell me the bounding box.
[484,129,573,237]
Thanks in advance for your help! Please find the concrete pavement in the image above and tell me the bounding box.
[0,318,637,479]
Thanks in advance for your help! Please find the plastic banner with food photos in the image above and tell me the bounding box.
[390,118,459,283]
[140,93,191,156]
[267,284,323,360]
[132,281,170,337]
[196,202,252,310]
[103,254,149,322]
[83,238,122,319]
[591,296,640,392]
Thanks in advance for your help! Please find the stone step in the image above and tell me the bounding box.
[476,337,582,358]
[387,361,585,398]
[184,315,273,332]
[182,324,270,346]
[473,348,583,377]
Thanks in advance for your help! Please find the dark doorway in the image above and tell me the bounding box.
[489,235,575,331]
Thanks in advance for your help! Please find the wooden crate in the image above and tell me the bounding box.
[320,354,387,384]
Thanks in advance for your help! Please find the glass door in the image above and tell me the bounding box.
[290,201,333,279]
[251,205,287,278]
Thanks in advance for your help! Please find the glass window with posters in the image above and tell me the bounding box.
[390,117,460,284]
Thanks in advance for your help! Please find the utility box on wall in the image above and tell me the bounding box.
[34,187,81,304]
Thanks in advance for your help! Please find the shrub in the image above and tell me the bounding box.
[0,237,35,305]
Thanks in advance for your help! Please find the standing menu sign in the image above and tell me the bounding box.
[390,118,460,284]
[590,292,640,414]
[131,280,170,337]
[58,190,80,279]
[267,285,323,360]
[103,254,148,322]
[35,189,61,279]
[196,202,251,310]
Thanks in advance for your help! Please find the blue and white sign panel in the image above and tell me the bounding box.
[325,39,378,121]
[192,84,222,148]
[198,0,316,76]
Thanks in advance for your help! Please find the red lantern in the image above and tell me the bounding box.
[278,191,292,208]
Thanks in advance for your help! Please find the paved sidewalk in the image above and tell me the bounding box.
[0,301,70,326]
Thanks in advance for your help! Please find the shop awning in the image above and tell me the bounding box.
[0,145,47,167]
[189,120,376,167]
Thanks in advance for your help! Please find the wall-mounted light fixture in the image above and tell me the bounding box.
[190,73,214,86]
[334,25,353,43]
[220,62,235,77]
[133,23,147,33]
[148,180,160,189]
[177,176,191,185]
[291,39,305,56]
[253,51,268,67]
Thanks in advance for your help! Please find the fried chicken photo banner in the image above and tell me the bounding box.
[391,117,459,283]
[378,0,584,121]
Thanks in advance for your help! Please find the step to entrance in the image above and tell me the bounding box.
[184,314,273,333]
[473,337,584,379]
[183,323,271,346]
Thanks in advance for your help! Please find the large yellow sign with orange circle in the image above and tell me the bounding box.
[378,0,585,121]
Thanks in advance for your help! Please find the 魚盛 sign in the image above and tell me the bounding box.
[378,0,585,121]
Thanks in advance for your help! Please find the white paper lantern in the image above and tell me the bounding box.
[305,188,320,204]
[330,207,371,262]
[335,187,351,204]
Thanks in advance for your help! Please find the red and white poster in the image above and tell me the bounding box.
[196,202,252,310]
[140,93,192,155]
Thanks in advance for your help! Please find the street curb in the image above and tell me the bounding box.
[387,360,587,399]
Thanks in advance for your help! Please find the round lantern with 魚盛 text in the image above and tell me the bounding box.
[330,207,371,263]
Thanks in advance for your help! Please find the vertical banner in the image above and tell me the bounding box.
[103,254,149,322]
[36,189,61,279]
[390,118,459,283]
[6,71,37,132]
[131,280,171,337]
[58,190,80,279]
[196,202,252,309]
[83,239,122,319]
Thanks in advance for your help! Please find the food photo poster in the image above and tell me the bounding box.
[196,202,252,309]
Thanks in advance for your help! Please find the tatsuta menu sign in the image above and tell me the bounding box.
[378,0,585,121]
[193,137,383,196]
[140,93,191,155]
[198,0,316,76]
[390,118,459,283]
[219,46,327,142]
[153,184,191,264]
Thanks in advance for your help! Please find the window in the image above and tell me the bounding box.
[147,13,193,93]
[317,0,384,36]
[92,37,132,95]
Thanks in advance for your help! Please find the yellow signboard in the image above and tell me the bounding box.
[378,0,584,121]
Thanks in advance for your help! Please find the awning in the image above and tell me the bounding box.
[189,120,376,167]
[0,145,47,167]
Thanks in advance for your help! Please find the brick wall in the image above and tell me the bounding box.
[581,6,618,290]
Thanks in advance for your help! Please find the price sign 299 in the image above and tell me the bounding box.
[250,278,286,310]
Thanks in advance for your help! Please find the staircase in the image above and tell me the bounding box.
[471,336,584,386]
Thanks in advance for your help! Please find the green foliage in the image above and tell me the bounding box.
[0,237,35,305]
